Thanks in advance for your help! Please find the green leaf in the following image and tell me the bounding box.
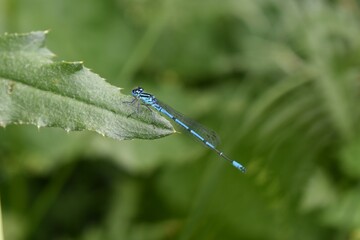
[0,31,174,140]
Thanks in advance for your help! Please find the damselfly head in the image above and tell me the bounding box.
[132,87,144,96]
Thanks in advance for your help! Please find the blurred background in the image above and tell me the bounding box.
[1,0,360,239]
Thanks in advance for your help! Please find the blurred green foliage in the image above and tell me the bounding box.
[1,0,360,239]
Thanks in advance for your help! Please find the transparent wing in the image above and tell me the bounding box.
[157,100,221,147]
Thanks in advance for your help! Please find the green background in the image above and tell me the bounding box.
[1,0,360,239]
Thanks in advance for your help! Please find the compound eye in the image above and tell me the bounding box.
[132,87,141,94]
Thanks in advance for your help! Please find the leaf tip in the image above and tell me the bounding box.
[0,122,7,128]
[96,131,105,137]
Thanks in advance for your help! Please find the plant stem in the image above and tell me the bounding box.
[117,0,170,82]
